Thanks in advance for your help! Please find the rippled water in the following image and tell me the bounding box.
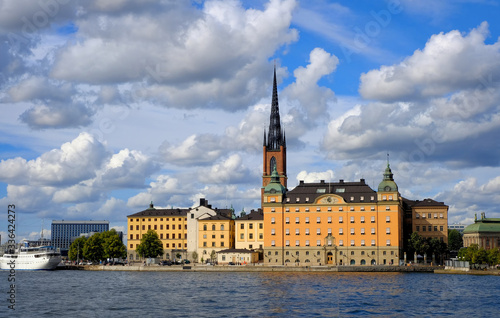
[2,270,499,317]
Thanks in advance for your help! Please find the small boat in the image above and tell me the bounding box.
[0,242,62,270]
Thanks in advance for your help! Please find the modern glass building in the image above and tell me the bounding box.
[51,220,109,249]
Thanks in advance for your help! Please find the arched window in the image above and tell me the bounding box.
[360,259,366,265]
[212,224,216,231]
[270,157,277,173]
[203,225,207,231]
[221,225,224,231]
[350,259,355,265]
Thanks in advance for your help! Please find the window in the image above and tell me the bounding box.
[386,216,390,223]
[371,206,375,211]
[350,216,355,223]
[249,233,254,239]
[439,213,444,219]
[221,242,224,247]
[371,216,375,223]
[296,197,300,202]
[416,226,420,231]
[388,195,393,200]
[285,217,290,224]
[350,240,355,246]
[316,240,321,246]
[160,225,163,230]
[295,240,300,246]
[221,225,225,231]
[305,217,310,224]
[339,207,343,211]
[361,240,365,246]
[305,240,310,246]
[129,225,133,230]
[172,224,175,230]
[295,229,300,235]
[428,225,432,231]
[361,228,365,235]
[327,207,332,211]
[328,216,332,223]
[386,228,390,234]
[317,228,321,235]
[434,213,438,219]
[386,240,391,246]
[240,233,244,239]
[360,196,364,201]
[203,234,207,239]
[428,213,431,219]
[422,213,426,218]
[350,206,355,211]
[305,228,310,235]
[259,234,263,239]
[203,242,207,247]
[423,226,426,232]
[327,228,332,234]
[271,217,275,224]
[271,240,275,246]
[305,208,310,212]
[316,217,321,224]
[386,206,390,211]
[129,234,133,239]
[361,216,365,223]
[382,195,387,200]
[295,208,299,212]
[339,228,343,235]
[434,226,437,231]
[371,239,375,246]
[350,196,354,201]
[211,225,215,230]
[339,216,343,223]
[295,217,300,224]
[361,207,365,211]
[172,234,176,239]
[371,228,375,234]
[212,242,216,247]
[317,207,321,212]
[440,226,443,231]
[240,224,244,229]
[350,228,355,235]
[285,240,290,246]
[285,229,290,235]
[160,234,163,239]
[305,197,309,202]
[339,240,343,246]
[270,197,276,203]
[259,223,263,229]
[416,213,420,219]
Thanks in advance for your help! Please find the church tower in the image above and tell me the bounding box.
[262,67,287,202]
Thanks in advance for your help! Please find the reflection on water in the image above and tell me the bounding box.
[2,270,499,317]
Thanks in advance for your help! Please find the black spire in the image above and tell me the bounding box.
[266,66,285,150]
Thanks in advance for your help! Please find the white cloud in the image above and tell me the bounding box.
[359,22,500,101]
[198,154,256,184]
[296,170,335,183]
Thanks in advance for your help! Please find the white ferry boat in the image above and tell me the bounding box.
[0,242,62,270]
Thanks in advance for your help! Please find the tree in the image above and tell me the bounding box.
[210,250,216,263]
[487,248,500,266]
[102,229,126,260]
[136,230,163,259]
[448,229,463,251]
[83,233,104,262]
[408,232,429,257]
[69,236,87,261]
[192,251,199,263]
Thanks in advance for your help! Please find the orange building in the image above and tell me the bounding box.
[198,214,235,263]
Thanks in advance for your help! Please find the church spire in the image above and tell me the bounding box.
[267,66,285,150]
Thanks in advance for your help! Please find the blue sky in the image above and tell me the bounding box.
[1,0,500,242]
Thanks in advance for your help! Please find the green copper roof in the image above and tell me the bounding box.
[464,215,500,234]
[378,162,398,192]
[264,166,286,194]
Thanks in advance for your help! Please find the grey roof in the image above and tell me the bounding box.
[217,248,256,254]
[403,198,447,207]
[285,179,377,204]
[237,209,263,221]
[127,208,189,218]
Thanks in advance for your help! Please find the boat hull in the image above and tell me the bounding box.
[1,251,62,270]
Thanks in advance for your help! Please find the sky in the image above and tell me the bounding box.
[1,0,500,243]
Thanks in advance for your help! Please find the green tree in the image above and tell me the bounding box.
[83,233,104,262]
[448,229,463,251]
[210,250,216,263]
[487,248,500,266]
[408,232,429,257]
[136,230,163,259]
[458,244,478,262]
[102,229,126,259]
[192,251,199,263]
[472,248,488,264]
[69,236,87,261]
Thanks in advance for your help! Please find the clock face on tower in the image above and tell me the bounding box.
[384,186,391,191]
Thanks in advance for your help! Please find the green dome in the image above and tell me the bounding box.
[378,163,398,192]
[463,214,500,234]
[264,166,286,194]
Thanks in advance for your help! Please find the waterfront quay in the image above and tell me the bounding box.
[63,264,441,273]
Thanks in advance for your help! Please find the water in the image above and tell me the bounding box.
[2,270,499,317]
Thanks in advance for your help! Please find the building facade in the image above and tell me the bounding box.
[235,209,264,251]
[127,203,188,261]
[51,220,109,250]
[405,198,449,244]
[463,213,500,249]
[217,249,259,265]
[198,214,235,263]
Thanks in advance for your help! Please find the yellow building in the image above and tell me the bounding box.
[217,249,260,265]
[405,198,449,244]
[127,203,188,261]
[234,209,264,251]
[198,215,235,263]
[263,166,403,266]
